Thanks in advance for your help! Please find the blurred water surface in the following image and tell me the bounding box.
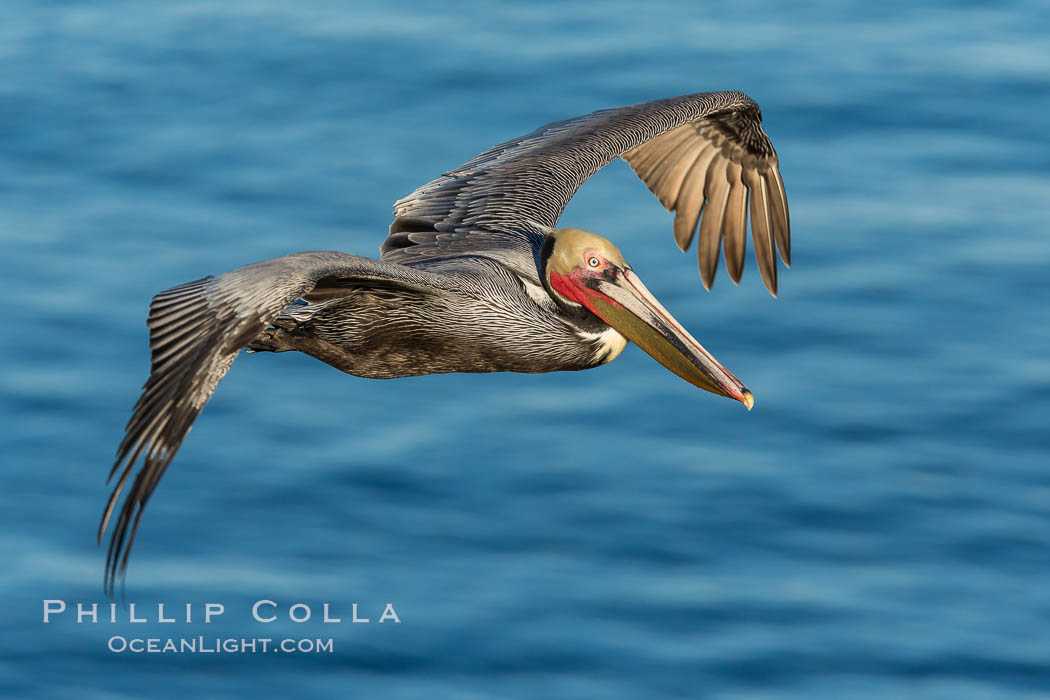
[2,1,1049,698]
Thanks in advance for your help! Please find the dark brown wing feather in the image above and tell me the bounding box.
[385,91,789,295]
[101,252,443,594]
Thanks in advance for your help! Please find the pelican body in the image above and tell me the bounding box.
[246,245,624,378]
[102,91,790,592]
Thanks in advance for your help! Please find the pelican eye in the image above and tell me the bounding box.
[587,256,601,268]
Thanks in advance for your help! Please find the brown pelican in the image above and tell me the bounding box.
[101,91,790,592]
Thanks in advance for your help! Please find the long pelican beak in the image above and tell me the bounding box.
[583,268,754,409]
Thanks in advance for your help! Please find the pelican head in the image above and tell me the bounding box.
[542,227,754,409]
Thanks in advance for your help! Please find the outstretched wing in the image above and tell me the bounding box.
[383,91,789,295]
[101,252,443,594]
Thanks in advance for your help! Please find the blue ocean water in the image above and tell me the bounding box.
[2,1,1048,697]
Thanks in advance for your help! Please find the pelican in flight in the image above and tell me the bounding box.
[101,91,790,591]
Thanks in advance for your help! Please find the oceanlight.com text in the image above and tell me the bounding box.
[107,635,335,654]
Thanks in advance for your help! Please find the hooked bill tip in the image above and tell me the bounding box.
[741,390,755,411]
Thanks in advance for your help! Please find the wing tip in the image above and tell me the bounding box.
[761,274,779,298]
